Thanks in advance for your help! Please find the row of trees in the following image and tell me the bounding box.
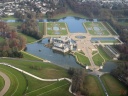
[111,62,128,88]
[68,68,89,96]
[20,19,43,39]
[0,21,26,57]
[105,18,128,61]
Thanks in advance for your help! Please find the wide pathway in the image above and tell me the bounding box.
[0,71,10,96]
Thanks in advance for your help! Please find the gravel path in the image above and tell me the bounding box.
[0,71,10,96]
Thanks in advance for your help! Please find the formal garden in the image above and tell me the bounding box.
[47,22,68,35]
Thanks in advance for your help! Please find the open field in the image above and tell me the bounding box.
[0,75,4,91]
[97,46,111,61]
[0,59,70,79]
[101,74,128,96]
[26,80,71,96]
[0,65,72,96]
[84,22,110,35]
[74,52,91,66]
[47,22,68,35]
[0,65,27,96]
[52,8,87,19]
[92,53,104,66]
[85,75,105,96]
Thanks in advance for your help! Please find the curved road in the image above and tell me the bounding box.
[0,71,10,96]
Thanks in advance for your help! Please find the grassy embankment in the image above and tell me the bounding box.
[0,58,70,79]
[0,75,5,91]
[101,74,128,96]
[74,52,91,66]
[47,22,68,35]
[85,75,105,96]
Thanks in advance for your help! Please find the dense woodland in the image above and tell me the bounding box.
[0,21,26,57]
[20,19,43,39]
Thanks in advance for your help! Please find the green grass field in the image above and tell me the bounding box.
[0,65,27,96]
[0,59,70,79]
[101,74,128,96]
[74,52,91,66]
[92,51,98,55]
[97,46,111,61]
[26,80,71,96]
[84,22,110,35]
[18,32,37,43]
[47,22,68,35]
[0,37,5,42]
[52,8,87,19]
[100,40,120,43]
[1,16,17,20]
[39,22,43,33]
[85,75,105,96]
[8,22,21,29]
[0,65,72,96]
[0,75,5,91]
[22,51,42,61]
[92,53,104,66]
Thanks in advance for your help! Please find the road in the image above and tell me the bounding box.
[0,71,10,96]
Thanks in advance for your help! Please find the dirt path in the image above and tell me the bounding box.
[0,71,10,96]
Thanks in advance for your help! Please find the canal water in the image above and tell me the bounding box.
[26,38,82,69]
[26,38,117,72]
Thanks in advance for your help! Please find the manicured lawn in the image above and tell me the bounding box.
[8,22,21,29]
[84,22,110,35]
[85,75,105,96]
[18,32,37,43]
[101,74,128,96]
[22,51,43,61]
[39,22,43,33]
[0,59,70,79]
[92,51,98,55]
[74,52,90,66]
[103,22,118,35]
[26,80,72,96]
[0,75,4,91]
[1,16,17,20]
[0,65,27,96]
[97,46,111,61]
[0,37,5,42]
[100,40,120,43]
[25,75,54,93]
[92,53,104,66]
[0,65,72,96]
[47,22,68,35]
